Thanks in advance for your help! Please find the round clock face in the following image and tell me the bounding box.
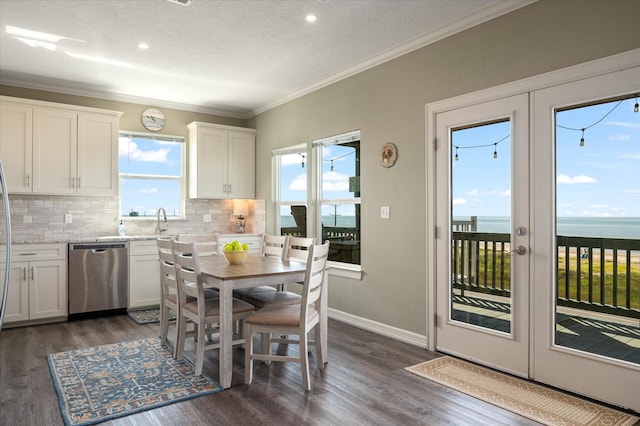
[141,108,165,132]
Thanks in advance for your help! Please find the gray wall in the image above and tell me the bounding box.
[248,0,640,334]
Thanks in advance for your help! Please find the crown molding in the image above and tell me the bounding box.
[249,0,535,117]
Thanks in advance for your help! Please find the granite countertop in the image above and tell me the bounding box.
[10,233,262,245]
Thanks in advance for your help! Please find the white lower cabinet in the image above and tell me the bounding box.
[0,244,67,325]
[128,240,160,309]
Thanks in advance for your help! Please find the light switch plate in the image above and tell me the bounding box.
[380,206,390,219]
[65,213,72,224]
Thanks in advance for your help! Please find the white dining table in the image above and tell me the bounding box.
[198,254,328,389]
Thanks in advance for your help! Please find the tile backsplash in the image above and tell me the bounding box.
[1,195,265,243]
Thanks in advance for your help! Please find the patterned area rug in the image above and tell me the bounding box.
[127,308,175,325]
[47,337,222,426]
[405,356,638,426]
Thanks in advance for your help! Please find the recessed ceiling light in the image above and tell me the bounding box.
[138,42,149,50]
[305,14,317,23]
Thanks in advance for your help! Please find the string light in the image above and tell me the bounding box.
[322,150,354,170]
[634,95,639,113]
[299,153,305,168]
[452,134,509,161]
[557,98,627,147]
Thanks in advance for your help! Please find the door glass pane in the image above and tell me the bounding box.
[450,120,512,333]
[554,95,640,364]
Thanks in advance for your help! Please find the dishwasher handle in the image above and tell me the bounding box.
[70,243,127,250]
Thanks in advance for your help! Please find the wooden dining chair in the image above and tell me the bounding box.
[239,236,315,309]
[173,240,255,376]
[244,241,330,391]
[234,234,290,301]
[157,238,181,358]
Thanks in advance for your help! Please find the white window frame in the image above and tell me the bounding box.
[118,131,186,220]
[272,143,309,236]
[313,130,362,278]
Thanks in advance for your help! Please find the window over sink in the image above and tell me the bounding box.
[118,132,185,218]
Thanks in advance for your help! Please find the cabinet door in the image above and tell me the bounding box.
[227,131,255,199]
[77,112,119,196]
[32,107,77,194]
[0,261,29,323]
[190,127,228,198]
[28,259,67,320]
[129,254,161,308]
[0,102,33,193]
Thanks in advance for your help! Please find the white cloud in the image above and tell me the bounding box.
[500,189,511,197]
[620,152,640,160]
[452,198,466,205]
[288,174,307,191]
[607,134,631,141]
[557,174,597,184]
[281,153,305,167]
[119,139,170,163]
[140,187,158,194]
[322,171,350,192]
[606,120,640,130]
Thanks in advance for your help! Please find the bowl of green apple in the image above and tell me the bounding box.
[222,240,249,264]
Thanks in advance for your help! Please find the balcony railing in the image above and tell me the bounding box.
[452,231,640,319]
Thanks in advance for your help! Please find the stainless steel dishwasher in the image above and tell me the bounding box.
[68,242,128,316]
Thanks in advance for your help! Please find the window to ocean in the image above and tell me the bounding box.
[273,143,308,237]
[314,130,361,266]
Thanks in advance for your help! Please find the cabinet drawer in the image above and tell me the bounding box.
[129,240,159,256]
[0,243,66,262]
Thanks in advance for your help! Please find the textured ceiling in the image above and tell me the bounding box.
[0,0,529,118]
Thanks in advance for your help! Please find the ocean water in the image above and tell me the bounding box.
[459,216,640,239]
[282,215,640,239]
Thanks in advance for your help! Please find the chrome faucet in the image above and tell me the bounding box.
[156,207,168,234]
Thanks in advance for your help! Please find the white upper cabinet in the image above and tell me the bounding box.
[0,101,33,193]
[0,96,121,196]
[188,122,256,199]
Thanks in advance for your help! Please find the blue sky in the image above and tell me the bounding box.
[452,97,639,218]
[118,136,182,217]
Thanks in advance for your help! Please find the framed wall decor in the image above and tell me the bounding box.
[379,143,397,168]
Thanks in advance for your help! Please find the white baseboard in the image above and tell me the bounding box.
[328,308,427,349]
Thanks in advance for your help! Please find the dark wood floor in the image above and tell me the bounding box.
[0,315,631,426]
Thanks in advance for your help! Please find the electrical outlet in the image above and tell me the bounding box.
[65,213,73,224]
[203,214,212,223]
[380,206,390,219]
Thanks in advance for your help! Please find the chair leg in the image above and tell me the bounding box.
[175,312,187,361]
[314,323,324,369]
[244,324,254,385]
[300,331,311,391]
[160,305,168,345]
[261,332,272,365]
[194,320,206,376]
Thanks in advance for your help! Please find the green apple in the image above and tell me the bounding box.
[231,240,240,248]
[223,243,233,251]
[234,244,244,251]
[242,243,249,251]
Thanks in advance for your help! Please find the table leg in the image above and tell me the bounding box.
[219,282,233,388]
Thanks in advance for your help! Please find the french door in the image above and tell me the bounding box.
[431,65,640,412]
[434,93,530,377]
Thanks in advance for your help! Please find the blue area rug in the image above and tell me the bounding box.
[47,337,222,426]
[127,308,175,325]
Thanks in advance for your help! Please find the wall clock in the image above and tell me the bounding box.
[141,108,165,132]
[379,143,397,168]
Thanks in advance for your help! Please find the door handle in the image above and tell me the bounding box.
[506,245,527,256]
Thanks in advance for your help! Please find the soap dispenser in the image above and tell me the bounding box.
[118,220,126,236]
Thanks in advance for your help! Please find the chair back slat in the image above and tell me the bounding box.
[300,241,330,318]
[173,240,203,300]
[157,238,178,297]
[261,234,289,259]
[284,236,315,263]
[178,234,219,256]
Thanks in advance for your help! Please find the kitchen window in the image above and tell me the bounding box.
[118,132,185,218]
